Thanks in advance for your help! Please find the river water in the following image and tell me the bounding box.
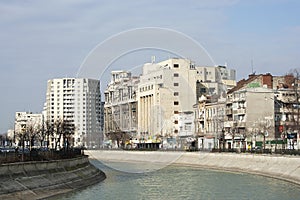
[59,159,300,200]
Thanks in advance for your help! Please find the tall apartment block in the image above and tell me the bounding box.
[44,78,102,148]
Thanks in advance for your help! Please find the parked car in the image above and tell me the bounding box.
[252,146,262,152]
[17,148,30,155]
[0,147,16,153]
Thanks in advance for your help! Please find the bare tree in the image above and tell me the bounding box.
[44,120,54,149]
[62,119,75,150]
[227,121,237,150]
[255,119,272,150]
[54,119,63,150]
[105,120,130,149]
[26,122,42,150]
[106,130,130,149]
[14,124,29,161]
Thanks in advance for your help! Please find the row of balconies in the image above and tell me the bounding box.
[233,108,246,115]
[232,96,246,102]
[226,108,246,115]
[224,121,246,128]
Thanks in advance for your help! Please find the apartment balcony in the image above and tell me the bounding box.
[237,121,246,127]
[224,121,234,128]
[232,108,245,115]
[233,96,245,103]
[236,108,246,115]
[226,108,232,115]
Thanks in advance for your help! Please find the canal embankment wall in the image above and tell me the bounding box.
[0,155,106,200]
[86,150,300,185]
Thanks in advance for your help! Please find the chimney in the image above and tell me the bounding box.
[262,73,273,89]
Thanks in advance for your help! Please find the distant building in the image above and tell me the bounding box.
[104,71,139,147]
[223,73,300,150]
[197,98,226,150]
[137,58,236,148]
[7,129,14,144]
[14,111,43,147]
[44,78,102,148]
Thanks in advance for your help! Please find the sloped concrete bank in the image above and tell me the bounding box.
[86,150,300,185]
[175,152,300,185]
[0,155,106,200]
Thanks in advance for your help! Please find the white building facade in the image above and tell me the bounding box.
[137,58,236,148]
[44,78,102,148]
[14,112,43,147]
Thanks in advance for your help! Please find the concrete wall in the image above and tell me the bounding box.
[176,152,300,185]
[86,150,300,185]
[0,156,106,200]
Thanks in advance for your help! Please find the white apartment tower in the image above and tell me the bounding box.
[45,78,102,148]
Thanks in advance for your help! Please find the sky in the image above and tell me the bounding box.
[0,0,299,133]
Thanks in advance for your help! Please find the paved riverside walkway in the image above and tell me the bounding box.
[86,150,300,185]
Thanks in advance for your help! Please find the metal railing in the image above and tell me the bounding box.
[0,148,84,164]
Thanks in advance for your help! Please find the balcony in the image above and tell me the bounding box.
[224,121,234,128]
[237,121,246,127]
[226,108,232,115]
[236,108,246,115]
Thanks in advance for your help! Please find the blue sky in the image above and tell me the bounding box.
[0,0,299,133]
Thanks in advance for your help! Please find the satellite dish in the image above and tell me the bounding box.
[265,131,269,137]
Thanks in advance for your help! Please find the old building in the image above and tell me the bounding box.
[14,112,43,147]
[137,58,235,148]
[224,73,300,150]
[197,98,226,150]
[104,71,139,147]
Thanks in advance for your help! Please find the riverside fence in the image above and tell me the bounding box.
[0,147,84,164]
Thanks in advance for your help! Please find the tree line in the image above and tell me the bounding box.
[13,119,75,151]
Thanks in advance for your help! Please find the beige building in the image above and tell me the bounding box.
[137,58,236,148]
[225,87,275,149]
[197,98,226,150]
[104,71,139,147]
[224,73,300,150]
[102,58,236,149]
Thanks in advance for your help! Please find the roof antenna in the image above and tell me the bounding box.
[251,59,255,74]
[151,56,155,64]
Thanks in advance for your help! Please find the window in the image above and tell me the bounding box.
[200,88,206,93]
[174,92,179,96]
[174,111,179,114]
[174,64,179,68]
[174,120,178,124]
[174,73,179,77]
[174,83,179,87]
[174,101,179,105]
